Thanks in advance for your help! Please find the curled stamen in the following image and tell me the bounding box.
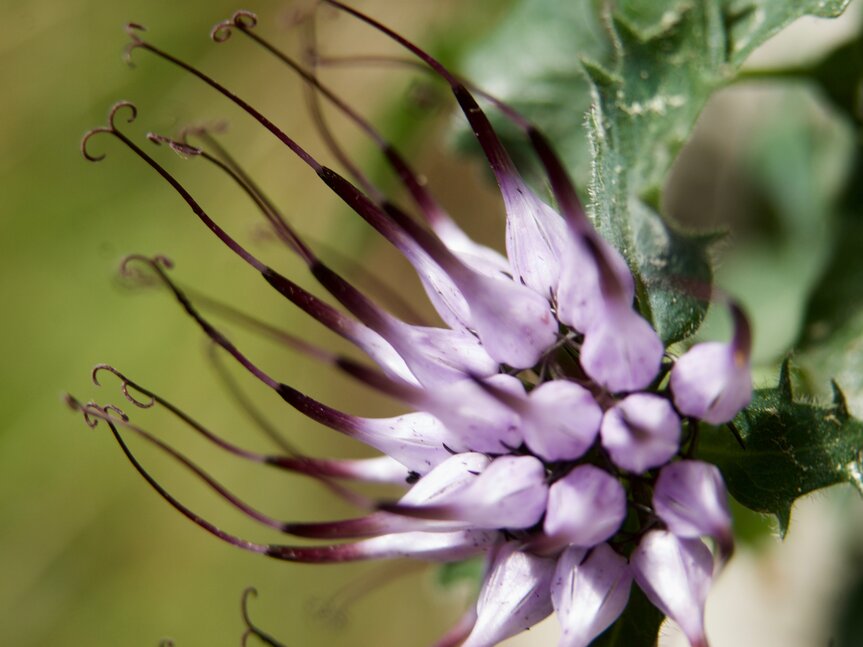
[81,399,101,428]
[123,23,148,66]
[102,403,130,421]
[80,128,113,162]
[92,363,156,409]
[80,101,139,161]
[240,587,286,647]
[67,396,130,428]
[211,10,259,43]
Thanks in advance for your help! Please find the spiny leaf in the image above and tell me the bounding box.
[462,0,852,345]
[697,358,863,536]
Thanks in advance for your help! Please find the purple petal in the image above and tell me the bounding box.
[631,530,713,647]
[521,380,603,461]
[288,454,492,539]
[654,461,733,559]
[463,542,556,647]
[557,234,635,333]
[670,342,752,424]
[450,455,548,529]
[400,452,491,505]
[600,394,681,473]
[389,455,548,530]
[542,465,627,549]
[395,324,499,388]
[501,176,568,297]
[421,375,525,453]
[580,304,664,392]
[358,411,461,474]
[454,270,558,369]
[357,529,497,562]
[551,544,632,647]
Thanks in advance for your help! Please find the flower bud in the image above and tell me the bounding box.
[463,542,556,647]
[654,460,733,560]
[631,530,713,647]
[543,465,626,549]
[551,544,632,647]
[600,394,681,473]
[670,302,752,424]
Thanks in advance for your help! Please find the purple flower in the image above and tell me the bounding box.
[654,460,734,560]
[631,531,714,647]
[551,544,633,647]
[463,543,556,647]
[671,301,753,424]
[72,3,754,646]
[542,465,627,551]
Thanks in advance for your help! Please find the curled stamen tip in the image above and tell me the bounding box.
[109,101,138,127]
[92,363,123,387]
[147,132,202,158]
[103,403,130,421]
[91,363,156,409]
[125,22,147,39]
[80,128,110,162]
[233,10,258,28]
[83,400,102,428]
[122,25,147,65]
[210,19,234,42]
[119,253,174,277]
[242,586,259,609]
[211,10,257,42]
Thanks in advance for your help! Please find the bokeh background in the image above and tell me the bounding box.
[2,0,862,645]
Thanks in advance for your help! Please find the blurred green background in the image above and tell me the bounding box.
[2,0,863,645]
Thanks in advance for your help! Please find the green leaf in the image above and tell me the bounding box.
[697,359,863,535]
[462,0,853,344]
[725,0,852,65]
[591,585,664,647]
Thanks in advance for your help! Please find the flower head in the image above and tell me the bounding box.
[73,4,753,645]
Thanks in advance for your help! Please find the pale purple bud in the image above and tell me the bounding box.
[521,380,603,461]
[463,542,556,647]
[670,301,752,424]
[551,544,632,647]
[580,304,664,392]
[654,461,733,559]
[670,342,752,424]
[601,394,681,473]
[631,530,713,647]
[542,466,626,549]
